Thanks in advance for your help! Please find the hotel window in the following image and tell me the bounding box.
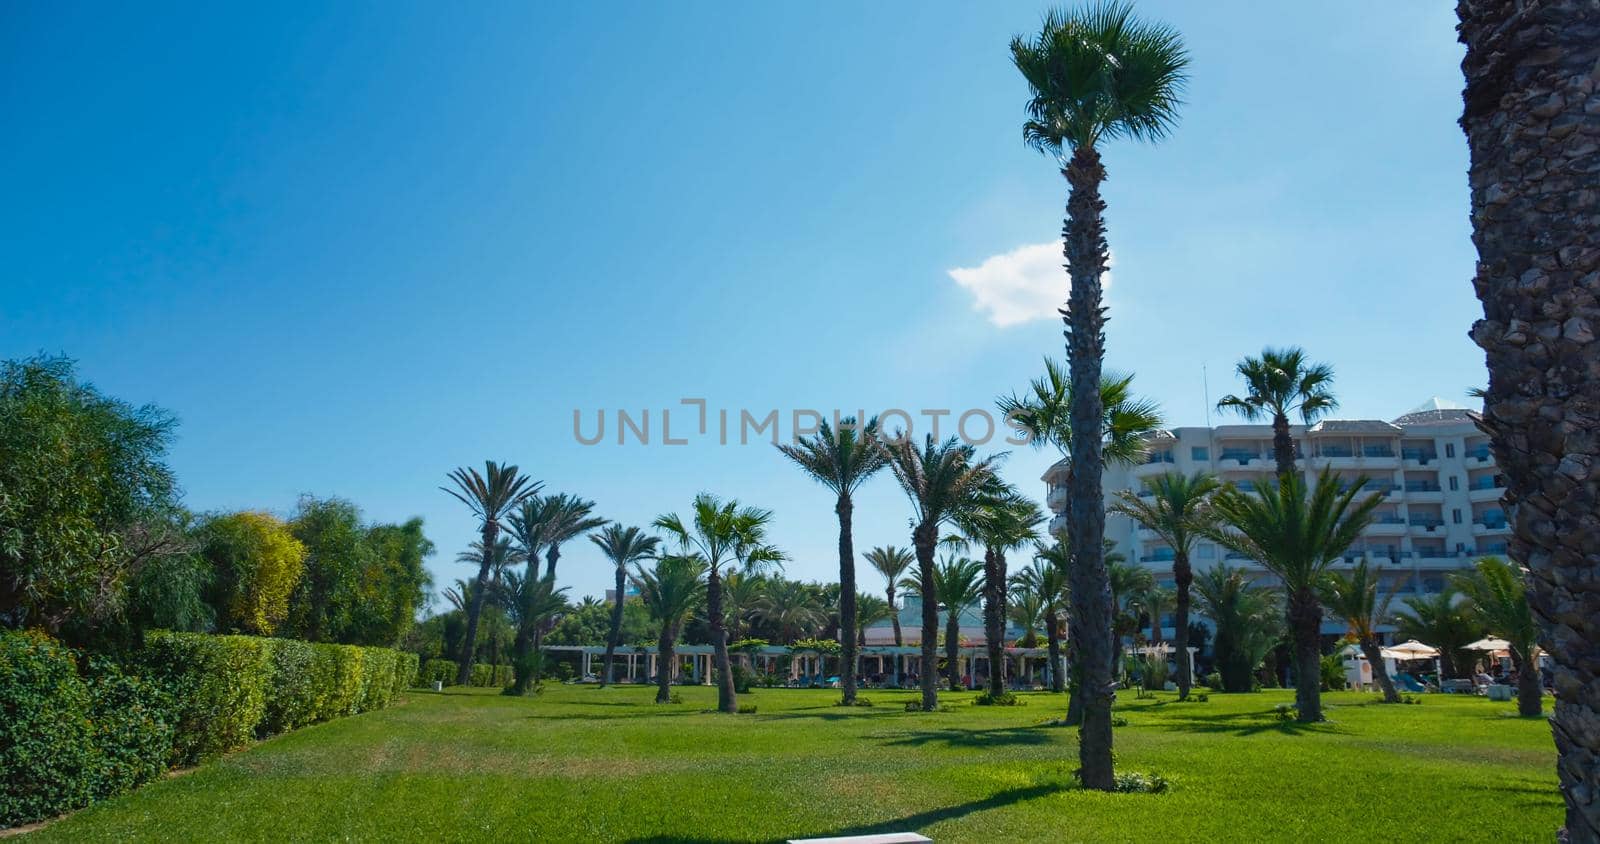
[1445,443,1456,458]
[1448,475,1459,491]
[1191,446,1209,461]
[1452,509,1462,524]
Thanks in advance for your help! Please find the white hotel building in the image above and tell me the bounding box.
[1043,400,1508,638]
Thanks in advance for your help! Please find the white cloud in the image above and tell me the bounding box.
[948,241,1112,328]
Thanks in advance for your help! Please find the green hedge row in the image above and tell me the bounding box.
[418,658,511,688]
[0,630,416,829]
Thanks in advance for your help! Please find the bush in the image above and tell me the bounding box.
[1204,671,1223,690]
[1273,703,1297,722]
[1319,652,1348,692]
[1111,771,1171,794]
[973,691,1023,707]
[141,632,274,766]
[0,631,173,829]
[737,703,757,714]
[420,658,456,687]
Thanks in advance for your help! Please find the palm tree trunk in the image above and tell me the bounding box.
[457,522,497,686]
[984,547,1006,696]
[707,566,736,714]
[1460,2,1599,838]
[1061,146,1115,790]
[529,625,546,687]
[603,566,626,685]
[888,586,903,682]
[1361,638,1399,704]
[1271,412,1296,480]
[1046,613,1064,693]
[510,623,533,694]
[1173,552,1193,700]
[1287,588,1323,722]
[545,544,560,580]
[915,522,939,711]
[655,626,674,704]
[1510,646,1544,718]
[836,494,859,705]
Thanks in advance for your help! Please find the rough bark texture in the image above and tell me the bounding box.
[1046,615,1065,693]
[888,584,903,683]
[1271,412,1296,479]
[915,521,939,711]
[837,495,859,705]
[1287,587,1324,722]
[456,521,498,686]
[1361,638,1400,704]
[1459,1,1600,837]
[984,547,1007,695]
[655,626,675,704]
[603,565,626,685]
[1173,550,1193,699]
[1511,644,1546,718]
[707,567,736,714]
[945,611,962,691]
[544,544,560,580]
[1061,147,1115,790]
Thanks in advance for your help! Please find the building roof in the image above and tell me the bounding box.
[1307,419,1403,434]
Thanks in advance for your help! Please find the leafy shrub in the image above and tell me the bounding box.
[1204,671,1223,690]
[737,703,757,714]
[1319,653,1348,691]
[420,658,456,687]
[1111,771,1171,794]
[973,691,1023,707]
[396,653,420,694]
[261,638,327,733]
[141,632,274,766]
[1273,703,1297,722]
[730,664,755,694]
[1110,716,1130,727]
[1400,693,1422,705]
[668,692,683,704]
[1141,654,1169,692]
[82,656,173,801]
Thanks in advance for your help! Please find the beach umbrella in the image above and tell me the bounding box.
[1464,637,1511,652]
[1381,639,1439,660]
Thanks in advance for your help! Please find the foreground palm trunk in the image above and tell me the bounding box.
[1511,646,1543,719]
[457,523,497,686]
[1359,638,1399,705]
[1459,2,1600,837]
[707,568,736,713]
[1046,615,1064,693]
[915,523,939,710]
[837,495,859,705]
[1287,587,1323,722]
[1062,147,1115,789]
[655,626,676,704]
[1173,553,1193,699]
[984,547,1006,695]
[603,566,626,685]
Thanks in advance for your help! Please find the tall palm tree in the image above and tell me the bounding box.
[631,554,707,704]
[957,486,1044,695]
[1011,3,1186,790]
[505,500,556,691]
[441,462,540,685]
[884,434,1000,710]
[1204,469,1381,721]
[776,416,887,704]
[904,556,985,691]
[1318,559,1399,703]
[588,525,660,686]
[1019,542,1071,692]
[1454,556,1541,717]
[865,545,914,656]
[656,494,777,714]
[1394,588,1479,682]
[501,570,568,693]
[1194,564,1283,693]
[457,538,521,682]
[1215,347,1337,479]
[754,578,823,645]
[536,494,608,580]
[1460,5,1600,834]
[1110,471,1218,698]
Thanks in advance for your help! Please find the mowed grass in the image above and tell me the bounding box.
[21,684,1561,842]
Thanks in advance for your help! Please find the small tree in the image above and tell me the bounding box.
[1318,559,1399,703]
[1454,557,1542,717]
[632,555,707,704]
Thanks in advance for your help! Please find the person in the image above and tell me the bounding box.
[1474,668,1494,691]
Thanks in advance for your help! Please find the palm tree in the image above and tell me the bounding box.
[1394,588,1479,682]
[1133,585,1173,647]
[1018,542,1071,692]
[632,554,706,703]
[1204,469,1381,721]
[957,486,1044,695]
[505,500,555,691]
[1111,471,1218,699]
[536,494,608,580]
[1011,2,1186,790]
[998,362,1166,467]
[854,593,892,647]
[721,571,764,645]
[1460,5,1599,833]
[501,570,568,693]
[1454,557,1541,717]
[776,416,887,705]
[457,538,521,681]
[441,462,540,685]
[883,434,999,710]
[864,546,914,678]
[656,494,777,714]
[904,555,985,691]
[588,525,660,686]
[1194,564,1283,692]
[1215,347,1337,479]
[754,578,823,645]
[1318,559,1399,703]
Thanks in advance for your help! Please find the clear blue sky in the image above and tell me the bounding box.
[1,2,1481,607]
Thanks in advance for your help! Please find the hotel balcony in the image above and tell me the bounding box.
[1473,519,1511,536]
[1132,452,1176,477]
[1366,516,1407,536]
[1401,448,1440,468]
[1402,482,1444,503]
[1047,485,1067,511]
[1217,449,1261,469]
[1467,483,1505,503]
[1408,517,1445,535]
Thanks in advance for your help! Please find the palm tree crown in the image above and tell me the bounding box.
[865,547,914,596]
[534,494,608,579]
[775,417,887,497]
[1319,558,1394,645]
[441,462,541,524]
[589,524,661,574]
[1215,347,1338,426]
[884,435,1000,529]
[1203,469,1381,594]
[1010,1,1189,156]
[631,555,706,631]
[998,361,1164,465]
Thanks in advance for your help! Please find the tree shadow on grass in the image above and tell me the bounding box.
[1146,710,1346,737]
[622,781,1072,844]
[521,709,707,722]
[875,724,1055,749]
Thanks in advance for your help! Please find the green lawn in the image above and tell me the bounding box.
[21,684,1561,842]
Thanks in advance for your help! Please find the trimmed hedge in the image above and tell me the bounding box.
[0,631,173,828]
[418,658,509,688]
[0,629,415,829]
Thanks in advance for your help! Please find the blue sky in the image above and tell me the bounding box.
[1,2,1481,606]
